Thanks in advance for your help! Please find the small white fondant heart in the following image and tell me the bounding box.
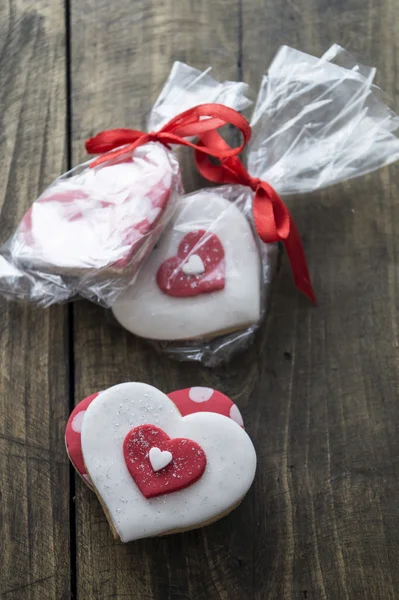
[181,254,205,275]
[149,447,173,472]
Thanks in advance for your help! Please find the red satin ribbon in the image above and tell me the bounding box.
[85,103,315,303]
[86,103,252,168]
[196,131,316,304]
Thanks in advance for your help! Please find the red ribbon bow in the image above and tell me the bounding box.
[195,131,316,304]
[86,103,315,303]
[86,103,251,168]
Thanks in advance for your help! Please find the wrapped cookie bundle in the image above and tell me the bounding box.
[2,46,399,368]
[110,45,399,365]
[0,63,251,307]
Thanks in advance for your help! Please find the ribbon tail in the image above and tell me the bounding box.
[283,218,316,304]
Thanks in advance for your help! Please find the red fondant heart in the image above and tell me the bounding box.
[123,424,206,499]
[156,229,225,297]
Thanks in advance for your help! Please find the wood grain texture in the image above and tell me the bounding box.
[242,0,399,598]
[67,0,399,599]
[70,2,255,599]
[0,1,70,599]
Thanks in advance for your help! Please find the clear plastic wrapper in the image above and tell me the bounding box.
[148,61,252,131]
[249,44,399,193]
[6,144,179,307]
[112,45,399,366]
[0,63,251,307]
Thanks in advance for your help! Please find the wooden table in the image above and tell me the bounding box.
[1,1,399,598]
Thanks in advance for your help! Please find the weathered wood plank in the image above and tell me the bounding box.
[70,1,258,599]
[241,0,399,598]
[0,2,70,599]
[70,0,399,598]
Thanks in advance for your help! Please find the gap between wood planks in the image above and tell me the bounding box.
[64,0,77,598]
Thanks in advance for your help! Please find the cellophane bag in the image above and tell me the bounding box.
[0,63,251,307]
[111,45,399,366]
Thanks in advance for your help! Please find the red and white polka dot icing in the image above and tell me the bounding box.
[229,404,244,427]
[79,382,256,542]
[189,387,214,402]
[71,410,86,433]
[12,144,178,278]
[65,387,245,488]
[168,387,244,425]
[65,393,99,483]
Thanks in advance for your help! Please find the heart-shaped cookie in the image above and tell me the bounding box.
[66,387,244,487]
[112,191,261,340]
[80,382,256,542]
[157,230,225,297]
[11,144,177,282]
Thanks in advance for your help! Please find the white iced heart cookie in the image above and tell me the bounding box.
[112,192,261,340]
[81,382,256,542]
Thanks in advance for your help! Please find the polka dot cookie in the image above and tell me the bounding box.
[66,383,255,541]
[66,387,245,488]
[168,387,244,425]
[66,392,100,486]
